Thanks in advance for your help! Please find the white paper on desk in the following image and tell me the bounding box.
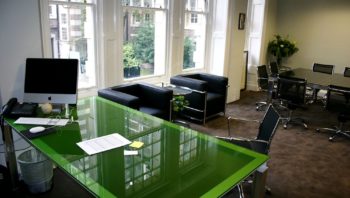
[77,133,131,155]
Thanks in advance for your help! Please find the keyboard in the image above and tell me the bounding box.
[14,117,69,126]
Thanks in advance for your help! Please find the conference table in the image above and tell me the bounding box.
[279,68,350,89]
[3,96,268,198]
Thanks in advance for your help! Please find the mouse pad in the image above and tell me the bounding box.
[22,127,56,139]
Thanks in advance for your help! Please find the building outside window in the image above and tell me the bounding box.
[48,0,96,89]
[190,13,198,23]
[122,0,168,79]
[183,0,208,70]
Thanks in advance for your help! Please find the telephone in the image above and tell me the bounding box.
[1,98,18,116]
[1,98,37,118]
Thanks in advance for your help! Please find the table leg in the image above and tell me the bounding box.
[3,123,19,191]
[252,163,268,198]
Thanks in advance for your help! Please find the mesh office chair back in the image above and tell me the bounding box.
[344,67,350,77]
[269,62,279,77]
[277,76,306,105]
[321,85,350,141]
[256,104,280,144]
[312,63,334,74]
[257,65,269,90]
[326,85,350,112]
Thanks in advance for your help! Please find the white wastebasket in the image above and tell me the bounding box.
[17,149,53,194]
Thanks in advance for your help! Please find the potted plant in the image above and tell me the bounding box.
[172,95,189,121]
[267,34,299,67]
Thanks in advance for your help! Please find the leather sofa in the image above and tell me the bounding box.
[170,73,229,124]
[98,83,173,120]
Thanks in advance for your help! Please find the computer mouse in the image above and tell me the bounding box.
[29,126,46,133]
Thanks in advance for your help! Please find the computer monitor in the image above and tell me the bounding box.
[23,58,79,105]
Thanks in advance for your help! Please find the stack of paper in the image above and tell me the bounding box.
[77,133,131,155]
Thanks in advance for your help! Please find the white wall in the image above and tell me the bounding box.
[0,0,43,104]
[225,0,248,102]
[0,0,42,166]
[275,0,350,73]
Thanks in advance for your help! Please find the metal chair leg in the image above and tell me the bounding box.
[317,122,350,141]
[237,184,245,198]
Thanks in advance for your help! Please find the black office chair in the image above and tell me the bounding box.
[222,104,280,154]
[170,73,229,124]
[312,63,334,74]
[269,62,279,77]
[308,63,335,104]
[277,76,308,129]
[316,85,350,141]
[256,65,276,111]
[344,67,350,103]
[216,104,280,197]
[344,67,350,77]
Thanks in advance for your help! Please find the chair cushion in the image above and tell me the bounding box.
[206,92,225,116]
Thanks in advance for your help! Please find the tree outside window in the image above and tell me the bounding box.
[123,1,167,79]
[183,0,208,70]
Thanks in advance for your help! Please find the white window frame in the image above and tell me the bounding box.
[182,0,212,72]
[39,0,100,98]
[121,0,170,84]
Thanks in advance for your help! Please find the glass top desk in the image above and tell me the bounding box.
[3,96,268,198]
[279,68,350,89]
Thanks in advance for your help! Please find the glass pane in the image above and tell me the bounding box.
[183,13,206,69]
[123,8,167,79]
[49,4,96,89]
[186,0,207,12]
[122,0,166,8]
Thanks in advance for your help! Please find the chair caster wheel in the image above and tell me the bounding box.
[283,124,287,129]
[316,129,320,132]
[265,187,272,194]
[329,137,334,141]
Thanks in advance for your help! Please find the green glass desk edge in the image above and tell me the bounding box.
[4,96,268,198]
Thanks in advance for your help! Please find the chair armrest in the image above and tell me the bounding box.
[170,76,207,110]
[216,136,269,154]
[250,139,269,154]
[98,88,140,109]
[199,73,228,94]
[216,136,252,150]
[257,77,268,80]
[227,116,260,123]
[170,76,207,92]
[215,135,251,142]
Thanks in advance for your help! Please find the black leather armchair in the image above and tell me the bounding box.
[98,83,173,120]
[170,73,228,124]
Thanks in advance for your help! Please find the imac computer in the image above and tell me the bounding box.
[24,58,79,114]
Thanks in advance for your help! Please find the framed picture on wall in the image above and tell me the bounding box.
[238,13,246,30]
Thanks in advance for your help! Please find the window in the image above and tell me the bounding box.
[183,0,208,70]
[190,13,198,23]
[61,13,67,24]
[61,27,68,40]
[122,0,168,79]
[145,13,150,21]
[47,0,97,89]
